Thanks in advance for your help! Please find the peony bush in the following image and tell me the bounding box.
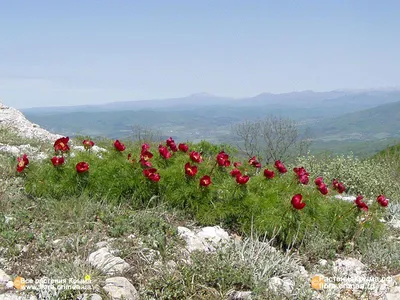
[17,137,390,248]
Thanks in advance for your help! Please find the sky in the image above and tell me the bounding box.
[1,0,399,109]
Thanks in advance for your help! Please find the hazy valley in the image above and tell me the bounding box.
[21,89,400,157]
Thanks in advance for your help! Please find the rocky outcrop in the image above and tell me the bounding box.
[0,101,62,142]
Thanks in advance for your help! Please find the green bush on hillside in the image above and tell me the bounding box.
[21,139,388,248]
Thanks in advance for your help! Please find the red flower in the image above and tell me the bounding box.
[377,194,389,207]
[190,151,203,163]
[236,174,250,185]
[291,194,306,210]
[299,175,309,185]
[140,159,152,168]
[140,150,153,161]
[166,137,175,147]
[233,162,242,168]
[54,137,70,153]
[178,143,189,152]
[114,140,126,151]
[355,195,368,211]
[293,167,309,177]
[337,182,346,194]
[274,160,287,174]
[230,168,241,177]
[159,145,172,159]
[249,156,261,168]
[216,151,230,167]
[169,142,178,152]
[16,154,29,172]
[51,156,65,166]
[148,173,161,182]
[314,177,324,186]
[248,156,257,165]
[185,162,198,177]
[200,175,212,187]
[263,168,275,179]
[141,143,150,152]
[143,168,158,178]
[83,139,94,150]
[332,179,346,193]
[76,162,89,173]
[166,137,178,152]
[317,183,328,195]
[293,166,309,185]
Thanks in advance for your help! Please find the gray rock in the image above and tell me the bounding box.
[0,104,62,142]
[0,294,37,300]
[386,286,400,300]
[103,277,139,300]
[268,277,294,295]
[0,269,11,287]
[333,257,366,276]
[226,290,252,299]
[88,247,130,275]
[177,226,230,252]
[318,259,328,267]
[77,294,103,300]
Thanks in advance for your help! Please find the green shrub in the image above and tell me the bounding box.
[21,138,388,248]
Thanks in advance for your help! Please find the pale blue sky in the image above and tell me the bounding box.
[1,0,399,108]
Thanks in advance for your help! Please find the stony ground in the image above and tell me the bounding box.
[0,101,399,300]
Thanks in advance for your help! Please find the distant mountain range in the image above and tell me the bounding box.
[20,89,400,157]
[21,89,400,115]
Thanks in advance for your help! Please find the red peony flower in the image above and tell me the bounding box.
[140,150,153,161]
[216,151,230,167]
[114,140,126,151]
[291,194,306,210]
[317,183,328,195]
[377,194,389,207]
[248,156,257,165]
[337,182,346,194]
[51,156,65,166]
[263,168,275,179]
[185,162,198,177]
[293,167,309,177]
[314,176,324,186]
[249,156,261,168]
[166,137,175,147]
[200,175,212,187]
[274,160,287,174]
[159,145,172,159]
[76,161,89,173]
[354,195,368,211]
[236,174,250,185]
[230,168,241,177]
[233,162,242,168]
[169,142,178,152]
[54,137,70,153]
[178,143,189,152]
[148,172,161,182]
[299,174,309,185]
[332,179,346,193]
[166,138,178,152]
[190,151,203,163]
[140,159,152,167]
[141,143,150,152]
[143,168,158,177]
[16,154,29,172]
[83,139,94,150]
